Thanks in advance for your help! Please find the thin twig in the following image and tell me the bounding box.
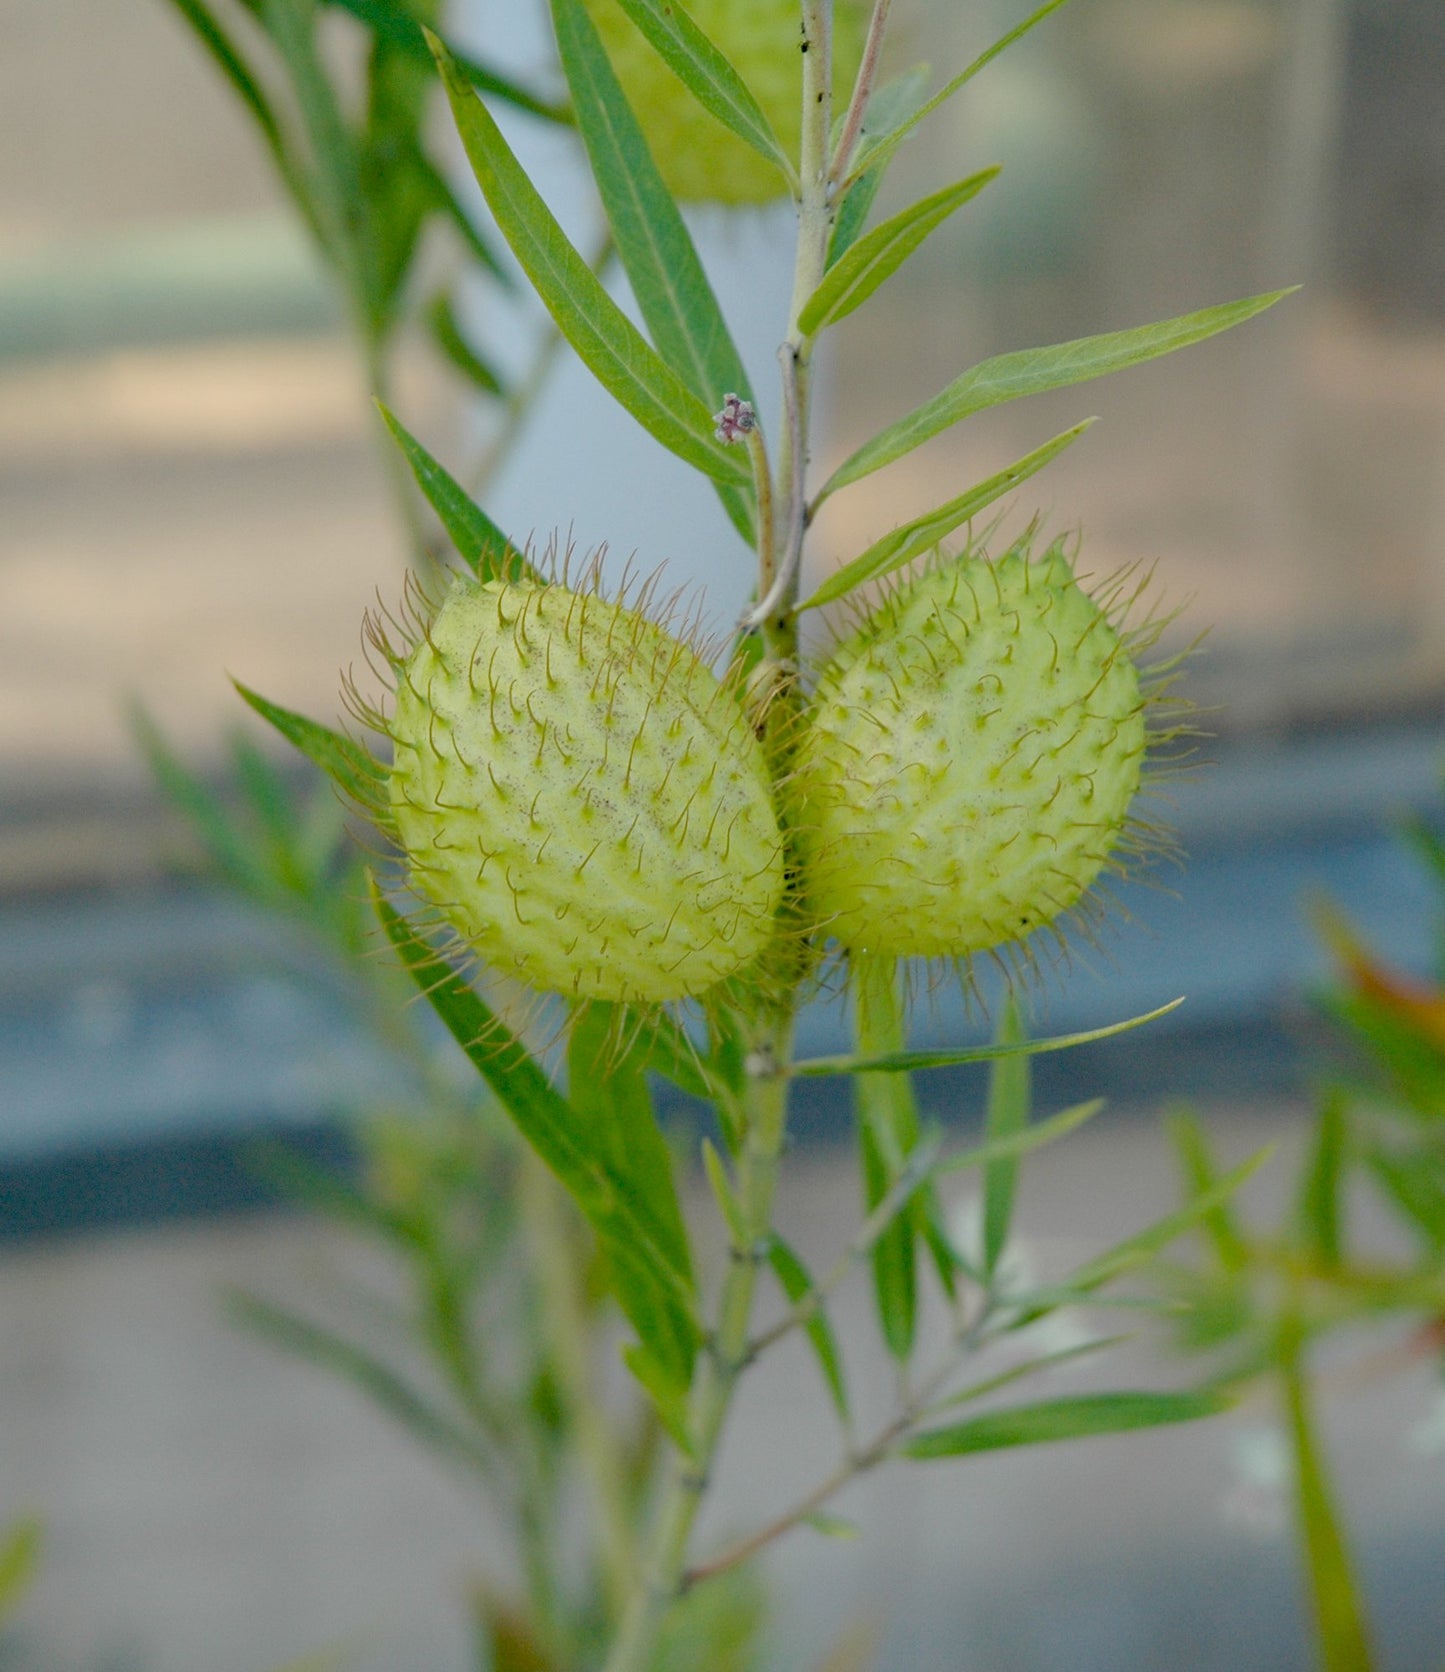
[686,1302,989,1590]
[830,0,894,187]
[748,1132,943,1358]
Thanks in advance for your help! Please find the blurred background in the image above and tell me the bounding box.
[1,0,1444,1667]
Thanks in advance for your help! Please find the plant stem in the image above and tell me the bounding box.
[519,1151,638,1626]
[601,14,838,1666]
[1278,1307,1374,1672]
[748,1131,942,1359]
[686,1302,982,1589]
[831,0,894,185]
[601,1029,794,1672]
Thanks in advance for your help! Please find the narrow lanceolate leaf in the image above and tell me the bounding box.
[327,0,570,122]
[829,65,934,265]
[610,0,793,182]
[371,882,701,1382]
[426,291,506,394]
[800,421,1092,610]
[841,0,1077,188]
[801,168,999,336]
[549,0,756,545]
[1167,1108,1249,1271]
[428,34,750,488]
[769,1235,850,1422]
[819,292,1295,500]
[925,1335,1128,1417]
[228,1290,500,1483]
[859,1113,916,1360]
[982,1000,1029,1278]
[792,998,1184,1077]
[1063,1149,1274,1294]
[852,956,924,1361]
[901,1388,1231,1460]
[378,403,533,583]
[232,683,392,833]
[702,1138,748,1246]
[939,1099,1104,1177]
[1296,1087,1348,1268]
[568,1002,692,1282]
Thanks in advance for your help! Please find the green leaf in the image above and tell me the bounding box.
[426,290,505,394]
[925,1335,1128,1416]
[132,703,263,889]
[371,881,700,1382]
[428,34,750,488]
[702,1138,748,1246]
[569,1002,692,1282]
[852,956,923,1360]
[841,0,1077,189]
[226,1290,502,1483]
[622,1342,696,1457]
[327,0,570,122]
[793,998,1184,1077]
[1279,1311,1374,1670]
[819,292,1295,500]
[939,1098,1104,1177]
[633,1011,721,1106]
[164,0,325,249]
[550,0,755,544]
[1166,1107,1249,1271]
[803,1512,861,1541]
[0,1516,41,1627]
[232,682,392,834]
[1296,1087,1348,1267]
[768,1235,850,1422]
[982,1000,1029,1278]
[1063,1149,1274,1294]
[800,421,1092,610]
[859,1115,915,1360]
[902,1388,1231,1460]
[1368,1144,1445,1250]
[801,168,999,337]
[608,0,793,184]
[829,65,934,265]
[376,403,532,582]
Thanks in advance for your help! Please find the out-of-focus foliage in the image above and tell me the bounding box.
[1153,799,1445,1672]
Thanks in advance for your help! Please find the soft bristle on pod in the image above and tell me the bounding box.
[386,575,785,1004]
[792,536,1163,963]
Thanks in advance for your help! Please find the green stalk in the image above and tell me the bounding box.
[601,1034,793,1672]
[1278,1308,1374,1672]
[602,12,842,1665]
[519,1151,638,1627]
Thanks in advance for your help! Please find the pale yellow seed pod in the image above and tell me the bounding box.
[794,543,1149,959]
[582,0,866,204]
[387,577,785,1002]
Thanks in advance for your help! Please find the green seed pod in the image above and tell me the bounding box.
[386,576,784,1003]
[582,0,865,205]
[794,541,1150,960]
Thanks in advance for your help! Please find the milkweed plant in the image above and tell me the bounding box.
[159,0,1294,1666]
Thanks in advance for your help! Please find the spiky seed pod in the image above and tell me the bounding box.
[582,0,865,205]
[793,541,1151,960]
[386,576,785,1003]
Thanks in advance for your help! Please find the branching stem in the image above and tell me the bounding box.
[686,1299,991,1589]
[601,13,840,1666]
[748,1132,943,1359]
[831,0,894,186]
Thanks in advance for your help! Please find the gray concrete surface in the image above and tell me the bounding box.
[1,1105,1443,1671]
